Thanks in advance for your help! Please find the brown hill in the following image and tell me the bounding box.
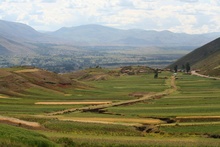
[0,66,83,97]
[168,37,220,77]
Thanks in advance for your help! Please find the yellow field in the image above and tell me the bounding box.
[35,101,112,105]
[15,68,40,73]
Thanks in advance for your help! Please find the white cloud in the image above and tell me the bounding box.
[0,0,219,33]
[179,0,198,3]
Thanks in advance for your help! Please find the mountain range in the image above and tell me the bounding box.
[0,19,220,55]
[50,24,220,46]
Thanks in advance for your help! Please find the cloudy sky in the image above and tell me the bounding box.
[0,0,220,34]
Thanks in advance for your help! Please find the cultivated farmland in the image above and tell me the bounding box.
[0,67,220,146]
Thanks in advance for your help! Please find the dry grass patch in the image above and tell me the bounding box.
[0,95,8,98]
[177,116,220,119]
[35,101,112,105]
[15,68,40,73]
[0,115,41,129]
[58,117,164,125]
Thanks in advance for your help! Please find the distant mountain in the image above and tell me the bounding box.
[0,20,58,55]
[168,37,220,77]
[0,19,220,55]
[49,24,125,45]
[0,20,44,41]
[49,24,220,46]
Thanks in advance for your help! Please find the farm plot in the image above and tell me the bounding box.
[1,71,220,146]
[103,73,220,139]
[67,74,168,101]
[106,74,220,117]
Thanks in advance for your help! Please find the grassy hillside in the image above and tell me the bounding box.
[0,124,57,147]
[193,50,220,76]
[168,37,220,76]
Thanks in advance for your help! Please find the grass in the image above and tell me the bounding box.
[0,123,57,147]
[24,87,65,99]
[0,103,82,115]
[0,97,83,116]
[39,131,220,147]
[160,124,220,135]
[67,74,168,101]
[44,120,141,136]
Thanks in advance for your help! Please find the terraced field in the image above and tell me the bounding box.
[0,67,220,146]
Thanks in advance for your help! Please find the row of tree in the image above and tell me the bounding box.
[174,62,190,73]
[154,62,191,79]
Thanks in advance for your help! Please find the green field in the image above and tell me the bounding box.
[0,69,220,146]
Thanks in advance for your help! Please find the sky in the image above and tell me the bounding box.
[0,0,220,34]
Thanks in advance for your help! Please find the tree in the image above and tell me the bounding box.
[181,64,185,72]
[174,65,178,73]
[154,68,158,78]
[186,62,190,73]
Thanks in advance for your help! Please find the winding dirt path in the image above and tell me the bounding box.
[191,71,220,80]
[48,76,176,116]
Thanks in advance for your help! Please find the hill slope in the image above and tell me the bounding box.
[0,66,82,97]
[0,20,57,55]
[168,37,220,76]
[0,36,37,55]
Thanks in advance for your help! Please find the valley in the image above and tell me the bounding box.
[0,66,220,146]
[0,19,220,146]
[0,19,217,73]
[0,45,186,73]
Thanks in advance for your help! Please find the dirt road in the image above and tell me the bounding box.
[191,71,220,80]
[48,76,176,115]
